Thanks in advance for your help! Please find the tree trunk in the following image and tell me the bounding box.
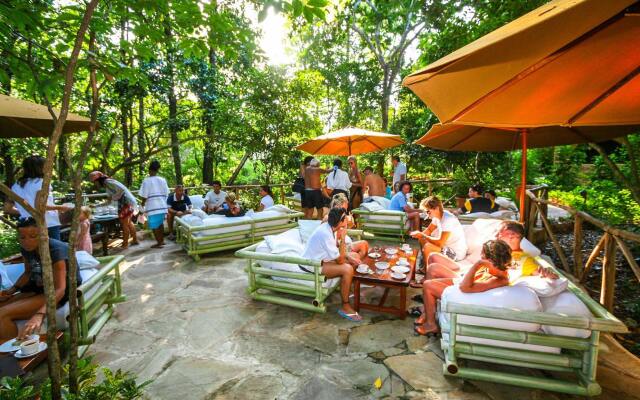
[226,152,251,185]
[203,120,214,184]
[137,96,145,178]
[164,23,182,184]
[0,141,14,187]
[120,104,132,185]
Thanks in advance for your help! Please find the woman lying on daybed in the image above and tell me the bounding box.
[0,218,82,340]
[414,239,512,336]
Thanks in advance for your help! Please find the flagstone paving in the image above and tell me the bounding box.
[88,239,613,399]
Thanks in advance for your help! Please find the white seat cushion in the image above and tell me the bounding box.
[189,195,205,210]
[540,291,592,338]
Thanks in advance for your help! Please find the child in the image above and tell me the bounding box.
[414,239,511,336]
[76,206,93,254]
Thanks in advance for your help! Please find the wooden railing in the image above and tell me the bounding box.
[526,190,640,312]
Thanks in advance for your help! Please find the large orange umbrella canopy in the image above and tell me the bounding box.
[402,0,639,126]
[297,127,404,156]
[0,94,93,138]
[415,123,640,152]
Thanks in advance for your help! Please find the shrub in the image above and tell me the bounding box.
[0,225,20,259]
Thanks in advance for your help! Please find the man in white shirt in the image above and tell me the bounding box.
[391,155,407,192]
[203,180,227,214]
[301,208,362,322]
[325,158,352,199]
[139,160,170,248]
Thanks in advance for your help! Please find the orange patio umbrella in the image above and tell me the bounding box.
[403,0,640,220]
[297,127,404,156]
[0,94,94,138]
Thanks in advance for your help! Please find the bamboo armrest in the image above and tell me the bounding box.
[235,242,322,269]
[353,209,406,217]
[77,255,124,294]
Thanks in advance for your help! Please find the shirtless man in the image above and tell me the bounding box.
[362,166,386,197]
[303,159,327,220]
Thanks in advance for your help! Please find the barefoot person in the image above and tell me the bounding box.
[139,160,170,248]
[303,158,327,220]
[89,171,139,248]
[414,239,511,336]
[302,208,362,321]
[347,156,363,209]
[388,181,421,231]
[326,193,369,260]
[166,185,192,241]
[362,166,386,198]
[0,218,83,340]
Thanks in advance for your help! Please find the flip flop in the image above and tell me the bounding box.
[412,294,424,303]
[413,326,440,337]
[338,309,363,322]
[409,281,424,288]
[407,306,422,318]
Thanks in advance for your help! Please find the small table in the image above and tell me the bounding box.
[353,246,418,319]
[0,332,64,377]
[92,215,119,256]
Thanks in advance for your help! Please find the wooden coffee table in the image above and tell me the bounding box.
[353,246,418,319]
[0,332,63,377]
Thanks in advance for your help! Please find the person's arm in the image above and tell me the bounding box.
[2,199,19,216]
[459,261,508,293]
[185,195,192,211]
[335,227,347,264]
[19,260,66,338]
[257,201,265,212]
[0,264,29,301]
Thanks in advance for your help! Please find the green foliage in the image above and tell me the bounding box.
[0,224,19,259]
[0,358,150,400]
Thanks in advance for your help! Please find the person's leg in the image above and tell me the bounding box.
[350,240,369,259]
[415,278,453,334]
[120,216,130,248]
[0,293,42,340]
[317,207,325,220]
[409,212,421,231]
[425,263,459,280]
[129,217,138,245]
[321,262,357,316]
[427,253,460,272]
[167,211,175,233]
[422,242,442,259]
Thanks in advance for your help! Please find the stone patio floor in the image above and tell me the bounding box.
[88,239,627,400]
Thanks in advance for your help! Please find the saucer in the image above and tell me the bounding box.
[0,335,39,353]
[14,342,47,359]
[391,272,406,280]
[396,260,410,266]
[374,261,390,270]
[367,252,381,259]
[391,265,410,274]
[357,264,369,273]
[384,248,398,255]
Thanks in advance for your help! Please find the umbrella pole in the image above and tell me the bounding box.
[519,129,528,223]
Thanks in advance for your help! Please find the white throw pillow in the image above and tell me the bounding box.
[496,196,518,211]
[264,229,304,254]
[181,215,203,226]
[249,210,282,220]
[189,195,205,210]
[298,220,322,243]
[0,261,12,290]
[191,209,208,219]
[265,204,294,214]
[441,285,542,332]
[255,242,302,273]
[511,275,569,298]
[520,238,541,257]
[359,202,384,212]
[540,291,592,338]
[75,251,100,270]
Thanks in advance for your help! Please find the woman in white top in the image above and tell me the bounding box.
[411,195,467,259]
[89,171,139,249]
[257,185,275,211]
[301,208,362,322]
[325,158,352,200]
[139,160,170,248]
[4,156,70,240]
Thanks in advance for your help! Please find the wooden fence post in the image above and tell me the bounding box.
[573,215,583,278]
[600,234,617,311]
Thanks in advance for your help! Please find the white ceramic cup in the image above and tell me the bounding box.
[20,339,39,356]
[399,257,408,264]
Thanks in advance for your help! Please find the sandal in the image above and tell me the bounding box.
[413,325,439,337]
[409,280,424,288]
[411,294,424,303]
[407,306,422,318]
[338,309,363,322]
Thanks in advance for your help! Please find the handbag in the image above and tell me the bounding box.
[292,176,305,194]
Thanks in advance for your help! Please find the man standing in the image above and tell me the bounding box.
[362,166,386,197]
[139,160,170,248]
[391,155,407,192]
[303,159,327,220]
[166,185,192,240]
[203,180,227,214]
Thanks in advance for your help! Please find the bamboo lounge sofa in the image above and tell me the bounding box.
[175,209,303,260]
[1,255,126,356]
[235,226,365,313]
[351,208,407,240]
[438,256,627,396]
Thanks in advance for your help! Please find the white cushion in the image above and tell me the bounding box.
[360,202,384,212]
[468,218,541,257]
[191,209,208,219]
[180,215,204,226]
[75,251,99,270]
[249,210,293,229]
[441,285,542,332]
[189,195,205,210]
[489,210,516,219]
[496,196,518,211]
[511,275,569,298]
[264,229,304,254]
[298,220,321,243]
[264,204,294,214]
[540,291,592,338]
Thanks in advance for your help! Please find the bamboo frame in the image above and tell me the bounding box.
[175,212,303,260]
[352,209,407,240]
[234,229,364,313]
[440,258,627,396]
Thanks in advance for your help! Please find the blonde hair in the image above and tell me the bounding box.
[420,196,443,213]
[330,193,348,209]
[80,206,92,218]
[225,192,237,203]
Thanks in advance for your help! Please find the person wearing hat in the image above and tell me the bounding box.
[88,171,139,248]
[203,180,227,214]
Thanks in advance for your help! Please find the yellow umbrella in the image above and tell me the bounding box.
[297,127,404,156]
[0,94,94,138]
